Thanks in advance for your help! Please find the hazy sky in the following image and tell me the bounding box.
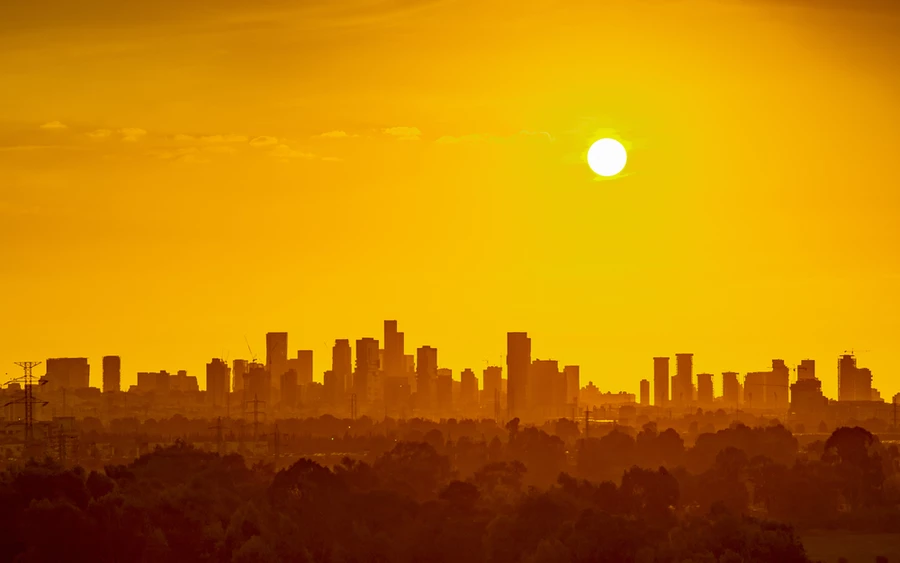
[1,0,899,398]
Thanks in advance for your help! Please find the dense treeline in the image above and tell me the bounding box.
[1,422,898,562]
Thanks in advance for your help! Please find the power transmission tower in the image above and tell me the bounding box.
[4,362,48,450]
[247,394,265,442]
[209,417,225,455]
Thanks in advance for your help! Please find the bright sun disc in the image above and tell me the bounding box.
[587,138,627,177]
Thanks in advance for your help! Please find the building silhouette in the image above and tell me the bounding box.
[639,378,650,405]
[673,353,693,407]
[206,358,230,409]
[507,332,531,419]
[232,359,248,393]
[653,357,669,407]
[44,358,90,392]
[266,332,288,379]
[563,365,580,406]
[102,356,120,393]
[460,368,478,410]
[838,354,877,402]
[332,340,352,395]
[288,350,313,386]
[697,373,713,406]
[722,371,740,409]
[354,338,380,407]
[416,346,438,413]
[797,359,816,381]
[280,369,298,408]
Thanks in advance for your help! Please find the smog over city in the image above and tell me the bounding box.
[2,1,900,562]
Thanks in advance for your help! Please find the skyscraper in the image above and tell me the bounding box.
[206,358,230,409]
[355,338,380,404]
[563,365,580,405]
[674,353,693,407]
[653,357,670,407]
[416,346,438,412]
[507,332,531,419]
[281,369,298,408]
[266,332,288,376]
[383,320,404,378]
[722,372,740,408]
[44,358,90,392]
[797,359,816,381]
[768,360,790,411]
[483,365,502,410]
[232,359,248,392]
[102,356,121,393]
[332,340,352,394]
[460,368,478,409]
[639,379,650,405]
[292,350,313,386]
[697,373,713,406]
[436,368,453,416]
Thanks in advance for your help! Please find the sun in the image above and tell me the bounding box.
[587,138,627,177]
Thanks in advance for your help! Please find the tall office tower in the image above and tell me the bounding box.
[460,369,478,408]
[383,320,404,377]
[404,353,416,392]
[838,354,874,402]
[531,359,560,418]
[416,346,438,412]
[206,358,231,409]
[639,379,650,406]
[483,366,502,408]
[722,372,740,408]
[232,359,248,392]
[266,332,288,376]
[280,369,298,408]
[653,357,670,407]
[697,373,714,406]
[332,340,353,393]
[354,338,380,403]
[436,368,453,416]
[507,332,531,419]
[245,362,270,404]
[102,356,121,393]
[323,370,341,405]
[44,358,91,392]
[797,359,816,381]
[674,354,693,407]
[563,365,580,405]
[768,360,790,411]
[292,350,313,386]
[743,371,767,408]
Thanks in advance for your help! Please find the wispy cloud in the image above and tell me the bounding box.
[271,144,317,161]
[383,126,421,141]
[40,121,67,130]
[119,128,147,142]
[199,134,248,143]
[315,130,359,139]
[249,136,279,147]
[86,129,113,139]
[435,130,555,144]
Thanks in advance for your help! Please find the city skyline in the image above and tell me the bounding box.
[8,320,891,404]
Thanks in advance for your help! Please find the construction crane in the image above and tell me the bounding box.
[244,335,259,363]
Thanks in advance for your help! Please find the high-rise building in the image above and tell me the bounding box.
[280,369,298,408]
[673,354,693,407]
[332,340,352,394]
[206,358,230,409]
[531,359,561,418]
[290,350,313,386]
[697,373,713,406]
[416,346,438,412]
[838,354,875,402]
[653,357,670,407]
[102,356,121,393]
[460,368,478,409]
[354,338,380,405]
[744,371,767,409]
[266,332,288,377]
[245,362,270,405]
[791,377,827,420]
[232,359,248,392]
[436,368,453,416]
[383,320,404,378]
[171,370,199,392]
[507,332,531,419]
[768,360,790,411]
[44,358,91,392]
[722,372,740,408]
[639,379,650,405]
[483,366,502,410]
[323,370,341,405]
[563,366,580,406]
[797,359,816,381]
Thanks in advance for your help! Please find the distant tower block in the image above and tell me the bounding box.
[653,357,670,407]
[639,379,650,406]
[102,356,121,393]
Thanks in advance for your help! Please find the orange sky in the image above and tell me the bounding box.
[1,0,899,399]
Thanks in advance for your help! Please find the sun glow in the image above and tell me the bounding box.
[587,138,627,177]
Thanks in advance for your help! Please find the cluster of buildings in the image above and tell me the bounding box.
[638,353,897,425]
